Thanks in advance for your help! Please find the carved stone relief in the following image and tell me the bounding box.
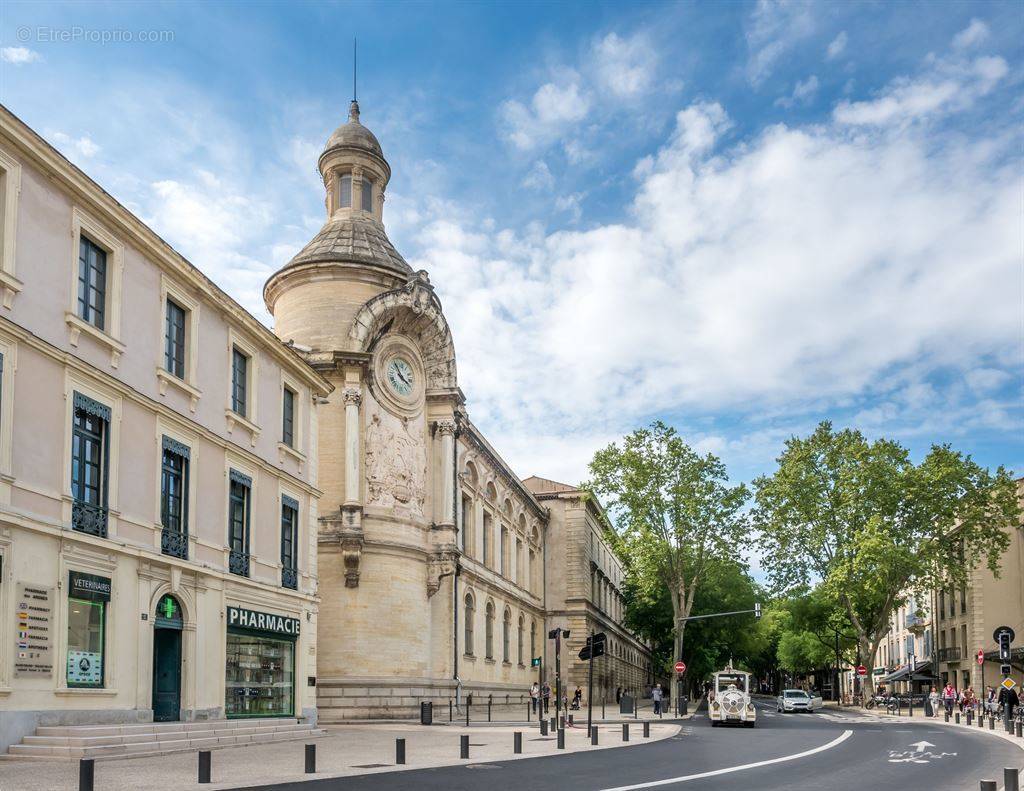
[365,408,427,516]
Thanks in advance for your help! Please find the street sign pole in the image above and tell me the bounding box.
[586,629,594,737]
[555,630,562,728]
[537,656,543,726]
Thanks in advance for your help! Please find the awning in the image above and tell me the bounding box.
[881,662,932,683]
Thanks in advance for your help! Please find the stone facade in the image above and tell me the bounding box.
[524,477,656,705]
[0,107,332,752]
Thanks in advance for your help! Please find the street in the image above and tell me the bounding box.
[234,701,1023,791]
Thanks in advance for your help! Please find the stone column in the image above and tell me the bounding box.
[436,420,456,527]
[342,387,362,509]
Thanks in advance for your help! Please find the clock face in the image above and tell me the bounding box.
[386,358,415,397]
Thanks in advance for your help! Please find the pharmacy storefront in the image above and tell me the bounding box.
[225,606,299,718]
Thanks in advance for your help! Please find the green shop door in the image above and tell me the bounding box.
[152,595,183,722]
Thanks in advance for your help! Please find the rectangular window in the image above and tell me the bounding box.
[77,235,107,330]
[225,632,295,718]
[231,347,248,417]
[361,178,373,212]
[67,598,105,688]
[160,438,189,559]
[960,586,967,614]
[282,387,295,448]
[164,299,186,378]
[460,495,471,553]
[280,496,298,590]
[70,394,109,538]
[228,471,251,576]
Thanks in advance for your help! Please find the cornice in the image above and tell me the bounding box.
[459,419,548,522]
[0,104,331,397]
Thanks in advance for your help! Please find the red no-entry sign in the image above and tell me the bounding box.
[856,665,867,676]
[675,661,686,674]
[977,650,985,665]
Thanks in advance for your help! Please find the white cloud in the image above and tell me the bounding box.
[774,75,819,108]
[952,18,990,50]
[745,0,816,86]
[592,32,658,98]
[500,74,590,150]
[826,31,847,60]
[834,53,1007,126]
[1,46,41,65]
[554,192,584,222]
[522,160,555,190]
[48,131,101,159]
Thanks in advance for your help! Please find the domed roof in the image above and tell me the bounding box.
[283,215,411,277]
[323,100,383,159]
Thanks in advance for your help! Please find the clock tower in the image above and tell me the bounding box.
[264,99,462,720]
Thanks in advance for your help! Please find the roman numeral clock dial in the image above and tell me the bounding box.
[386,358,414,397]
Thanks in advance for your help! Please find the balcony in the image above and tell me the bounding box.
[937,647,962,663]
[72,500,108,538]
[228,549,250,577]
[161,528,188,560]
[281,566,298,590]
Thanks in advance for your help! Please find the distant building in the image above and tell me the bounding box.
[933,479,1024,695]
[871,594,933,694]
[524,477,656,704]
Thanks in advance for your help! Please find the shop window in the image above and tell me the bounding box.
[70,392,110,537]
[160,437,190,559]
[228,470,251,576]
[66,571,111,689]
[280,495,298,590]
[225,631,295,718]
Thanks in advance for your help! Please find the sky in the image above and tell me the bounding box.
[1,0,1022,501]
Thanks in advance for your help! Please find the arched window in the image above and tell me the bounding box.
[360,177,374,212]
[464,592,475,656]
[339,173,352,208]
[503,607,511,663]
[517,614,525,665]
[500,526,508,576]
[485,601,495,660]
[483,512,493,567]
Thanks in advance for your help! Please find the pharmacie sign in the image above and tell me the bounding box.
[226,606,300,637]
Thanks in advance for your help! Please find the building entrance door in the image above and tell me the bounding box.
[152,594,183,722]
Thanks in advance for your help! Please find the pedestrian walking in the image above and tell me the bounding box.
[999,685,1019,719]
[652,683,664,716]
[615,686,622,705]
[986,686,997,714]
[928,686,940,717]
[963,686,976,713]
[530,681,539,714]
[942,682,956,716]
[572,686,582,710]
[542,681,551,714]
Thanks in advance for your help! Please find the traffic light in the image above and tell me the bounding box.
[754,602,762,619]
[998,630,1012,663]
[531,657,541,667]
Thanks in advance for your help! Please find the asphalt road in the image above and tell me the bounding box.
[236,700,1023,791]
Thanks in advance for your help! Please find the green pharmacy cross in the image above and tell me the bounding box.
[158,595,181,621]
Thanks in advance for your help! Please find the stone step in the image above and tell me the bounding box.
[7,727,324,761]
[34,717,298,737]
[22,722,314,748]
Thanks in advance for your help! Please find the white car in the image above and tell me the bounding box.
[777,689,821,713]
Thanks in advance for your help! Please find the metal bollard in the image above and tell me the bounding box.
[622,723,629,742]
[198,750,211,784]
[1005,767,1021,791]
[967,711,973,725]
[909,699,913,717]
[550,716,557,732]
[559,715,565,730]
[643,721,650,738]
[79,758,95,791]
[488,695,492,723]
[305,743,316,774]
[396,738,406,765]
[591,726,599,745]
[540,718,548,736]
[557,728,565,749]
[634,698,638,719]
[526,702,531,721]
[990,715,996,730]
[514,731,522,754]
[956,713,960,724]
[466,703,470,727]
[1016,721,1022,737]
[981,781,997,791]
[945,711,949,723]
[568,714,574,726]
[460,734,470,759]
[450,699,454,722]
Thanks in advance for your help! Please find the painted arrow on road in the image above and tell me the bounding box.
[909,741,934,752]
[888,740,957,764]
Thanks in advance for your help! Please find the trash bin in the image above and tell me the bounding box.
[620,695,634,715]
[420,701,433,725]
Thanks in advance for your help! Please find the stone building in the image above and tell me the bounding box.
[933,479,1024,695]
[525,478,655,705]
[0,106,331,753]
[871,594,933,694]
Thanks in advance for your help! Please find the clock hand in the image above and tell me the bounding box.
[397,369,410,386]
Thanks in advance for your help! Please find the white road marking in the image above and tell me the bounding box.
[598,730,854,791]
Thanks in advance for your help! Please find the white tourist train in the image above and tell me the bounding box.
[708,664,756,727]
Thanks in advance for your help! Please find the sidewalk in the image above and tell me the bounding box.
[841,705,1024,752]
[0,720,681,791]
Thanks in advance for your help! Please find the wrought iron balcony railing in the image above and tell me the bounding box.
[228,549,250,577]
[72,500,108,538]
[281,566,298,590]
[937,647,962,662]
[161,528,188,560]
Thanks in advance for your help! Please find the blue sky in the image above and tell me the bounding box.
[1,0,1021,494]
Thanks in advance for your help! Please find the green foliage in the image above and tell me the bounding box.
[753,421,1019,674]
